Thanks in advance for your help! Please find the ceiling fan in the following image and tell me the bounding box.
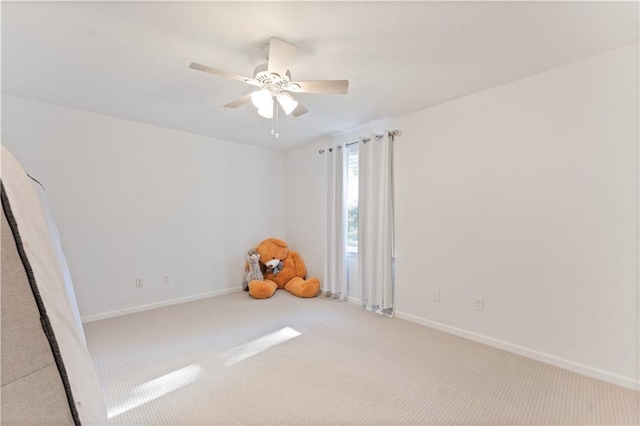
[189,37,349,138]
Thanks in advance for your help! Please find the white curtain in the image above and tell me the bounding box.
[357,132,394,314]
[324,145,348,299]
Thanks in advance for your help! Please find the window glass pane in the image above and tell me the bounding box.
[346,143,359,250]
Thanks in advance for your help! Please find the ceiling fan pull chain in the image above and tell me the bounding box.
[275,100,280,139]
[271,99,275,136]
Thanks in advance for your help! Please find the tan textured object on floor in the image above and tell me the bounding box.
[85,292,639,425]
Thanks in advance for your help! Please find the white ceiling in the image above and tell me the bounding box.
[2,1,638,151]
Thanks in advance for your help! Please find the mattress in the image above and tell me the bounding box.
[1,145,107,424]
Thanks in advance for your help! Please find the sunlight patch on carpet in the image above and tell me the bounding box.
[107,364,204,419]
[218,326,301,366]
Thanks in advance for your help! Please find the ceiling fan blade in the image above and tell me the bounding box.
[189,62,260,86]
[223,93,254,108]
[267,37,297,77]
[289,80,349,94]
[291,103,308,117]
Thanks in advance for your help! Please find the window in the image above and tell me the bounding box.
[346,143,359,253]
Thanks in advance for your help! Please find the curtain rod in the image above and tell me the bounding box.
[318,129,401,154]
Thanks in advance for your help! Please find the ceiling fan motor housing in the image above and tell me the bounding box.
[253,63,292,88]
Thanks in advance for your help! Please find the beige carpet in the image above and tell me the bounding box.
[84,291,639,425]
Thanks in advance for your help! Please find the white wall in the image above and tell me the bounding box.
[285,44,639,388]
[2,95,286,320]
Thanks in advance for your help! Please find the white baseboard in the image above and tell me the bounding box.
[348,296,361,305]
[81,287,243,323]
[395,310,639,391]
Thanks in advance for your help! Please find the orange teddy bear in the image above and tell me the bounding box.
[247,238,320,299]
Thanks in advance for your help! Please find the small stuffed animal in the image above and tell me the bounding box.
[242,249,264,291]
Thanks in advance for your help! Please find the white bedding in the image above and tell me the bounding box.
[32,179,86,343]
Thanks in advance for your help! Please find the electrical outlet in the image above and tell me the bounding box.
[432,289,440,302]
[163,274,172,285]
[135,278,143,288]
[474,297,484,312]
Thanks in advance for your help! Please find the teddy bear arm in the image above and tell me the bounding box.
[289,251,307,278]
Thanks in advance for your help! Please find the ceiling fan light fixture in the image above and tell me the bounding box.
[251,89,273,110]
[257,106,273,119]
[277,93,298,115]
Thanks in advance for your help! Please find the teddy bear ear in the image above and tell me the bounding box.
[270,238,288,248]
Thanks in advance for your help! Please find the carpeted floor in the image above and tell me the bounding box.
[84,291,639,425]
